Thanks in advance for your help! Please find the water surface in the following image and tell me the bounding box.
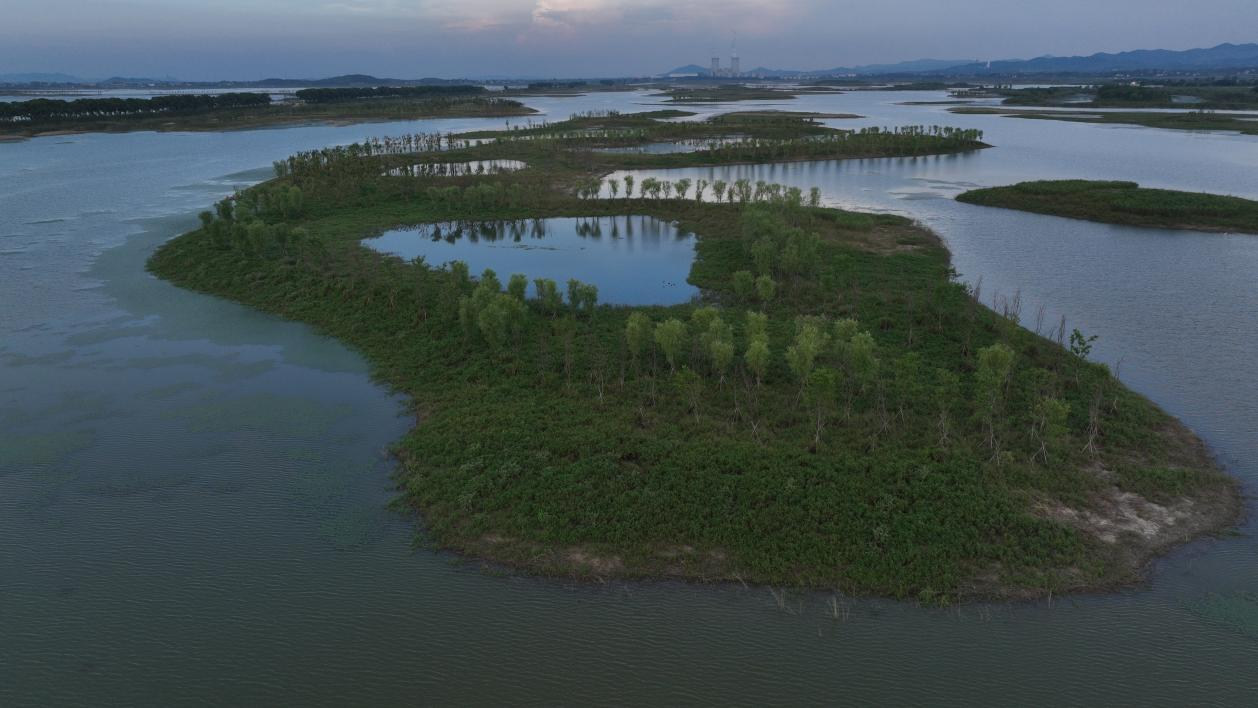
[365,215,699,305]
[3,88,1257,706]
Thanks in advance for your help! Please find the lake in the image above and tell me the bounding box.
[365,216,700,306]
[2,89,1257,705]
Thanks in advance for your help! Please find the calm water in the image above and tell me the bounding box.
[365,216,699,305]
[3,89,1258,706]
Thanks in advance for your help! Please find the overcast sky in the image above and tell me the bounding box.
[3,0,1257,80]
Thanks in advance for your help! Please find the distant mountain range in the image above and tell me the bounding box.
[938,43,1258,75]
[663,42,1258,78]
[663,59,969,77]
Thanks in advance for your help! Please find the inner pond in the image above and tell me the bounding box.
[364,215,701,305]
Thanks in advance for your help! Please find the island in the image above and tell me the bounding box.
[950,106,1258,137]
[0,87,535,140]
[957,180,1258,234]
[147,110,1239,602]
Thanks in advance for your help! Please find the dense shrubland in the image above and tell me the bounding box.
[148,119,1236,601]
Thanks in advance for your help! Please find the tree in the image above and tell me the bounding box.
[745,337,770,386]
[625,312,653,371]
[654,318,687,372]
[674,368,704,422]
[745,311,769,342]
[567,278,582,311]
[805,368,838,449]
[1031,396,1070,464]
[932,368,960,447]
[786,319,830,392]
[577,283,599,316]
[808,187,822,208]
[449,260,471,291]
[751,237,776,275]
[695,179,709,202]
[1069,328,1098,360]
[732,270,755,301]
[691,306,720,341]
[623,175,635,199]
[975,343,1015,453]
[712,180,728,203]
[533,278,562,316]
[754,275,776,304]
[479,268,502,293]
[674,178,692,200]
[608,180,620,199]
[507,273,528,301]
[477,293,521,349]
[710,339,735,382]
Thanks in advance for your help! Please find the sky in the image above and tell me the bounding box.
[3,0,1257,80]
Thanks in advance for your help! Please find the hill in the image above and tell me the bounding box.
[941,42,1258,75]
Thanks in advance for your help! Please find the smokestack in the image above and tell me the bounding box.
[711,57,720,75]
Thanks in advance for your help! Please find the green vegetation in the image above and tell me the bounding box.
[448,110,986,170]
[662,86,801,103]
[996,83,1258,110]
[293,85,486,103]
[951,106,1258,137]
[0,91,535,139]
[147,113,1237,602]
[958,180,1258,234]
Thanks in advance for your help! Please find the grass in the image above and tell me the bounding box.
[957,180,1258,234]
[144,116,1238,602]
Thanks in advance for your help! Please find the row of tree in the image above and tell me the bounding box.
[0,93,272,124]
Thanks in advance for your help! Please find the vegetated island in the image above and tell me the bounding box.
[996,83,1258,111]
[147,109,1239,603]
[661,85,805,103]
[452,110,984,170]
[0,86,536,140]
[950,106,1258,137]
[958,180,1258,234]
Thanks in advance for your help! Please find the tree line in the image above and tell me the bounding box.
[295,86,486,103]
[0,93,272,124]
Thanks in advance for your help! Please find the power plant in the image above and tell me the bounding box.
[707,43,742,77]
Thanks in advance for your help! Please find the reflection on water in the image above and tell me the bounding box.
[364,215,699,305]
[384,159,526,177]
[592,136,748,154]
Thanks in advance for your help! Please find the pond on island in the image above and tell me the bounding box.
[364,215,700,305]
